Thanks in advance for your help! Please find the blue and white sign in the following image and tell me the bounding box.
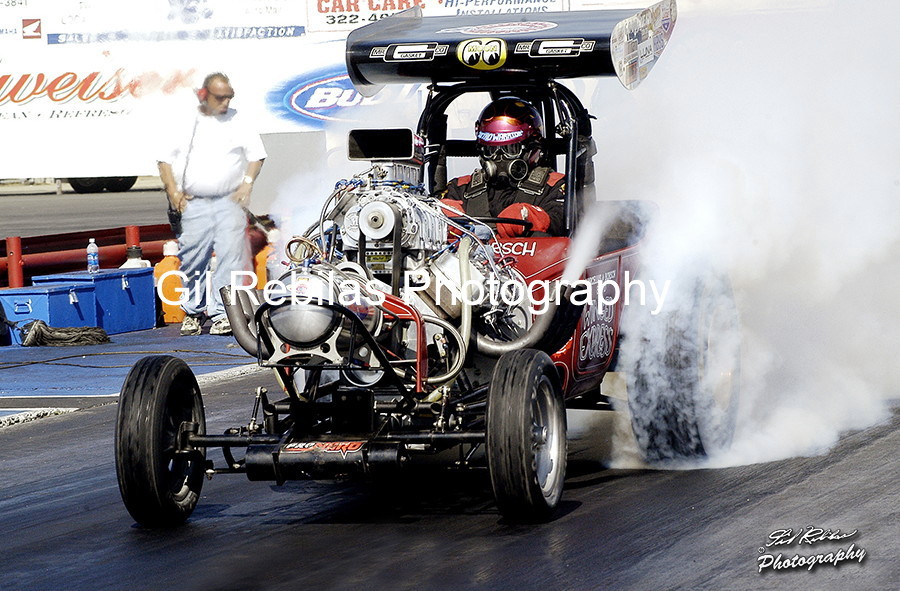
[268,67,419,129]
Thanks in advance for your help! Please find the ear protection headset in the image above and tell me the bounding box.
[197,73,230,103]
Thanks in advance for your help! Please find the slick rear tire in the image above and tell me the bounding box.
[486,349,566,522]
[115,355,206,527]
[622,272,741,462]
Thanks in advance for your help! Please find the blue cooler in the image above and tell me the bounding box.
[32,268,155,334]
[0,283,97,345]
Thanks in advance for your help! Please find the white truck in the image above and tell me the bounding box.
[0,0,618,198]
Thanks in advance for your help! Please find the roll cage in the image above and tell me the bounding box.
[416,81,596,236]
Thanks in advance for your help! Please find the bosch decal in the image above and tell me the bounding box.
[283,441,365,458]
[514,38,595,58]
[370,43,449,62]
[457,38,507,70]
[494,241,537,257]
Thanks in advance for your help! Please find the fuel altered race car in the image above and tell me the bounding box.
[115,0,740,527]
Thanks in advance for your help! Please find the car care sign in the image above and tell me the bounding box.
[307,0,567,33]
[307,0,426,33]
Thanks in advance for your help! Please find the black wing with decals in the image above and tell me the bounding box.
[345,0,677,96]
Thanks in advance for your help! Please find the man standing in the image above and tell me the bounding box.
[158,72,266,336]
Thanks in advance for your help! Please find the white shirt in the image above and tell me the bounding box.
[160,108,266,198]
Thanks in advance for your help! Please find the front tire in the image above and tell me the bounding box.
[115,355,206,527]
[486,349,567,521]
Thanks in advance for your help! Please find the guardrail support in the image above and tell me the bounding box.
[125,225,141,248]
[5,236,24,288]
[1,224,175,289]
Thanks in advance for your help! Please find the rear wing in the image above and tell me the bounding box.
[346,0,677,96]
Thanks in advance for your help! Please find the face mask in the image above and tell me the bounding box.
[479,139,540,185]
[481,157,529,184]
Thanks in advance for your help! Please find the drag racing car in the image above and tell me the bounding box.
[115,0,740,527]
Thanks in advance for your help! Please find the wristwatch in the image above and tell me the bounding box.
[242,175,254,185]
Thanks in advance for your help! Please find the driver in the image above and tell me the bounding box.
[441,96,565,238]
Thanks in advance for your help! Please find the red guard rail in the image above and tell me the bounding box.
[1,224,176,289]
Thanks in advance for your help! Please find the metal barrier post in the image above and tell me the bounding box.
[125,225,141,248]
[6,236,24,288]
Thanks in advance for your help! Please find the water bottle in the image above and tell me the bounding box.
[86,238,100,273]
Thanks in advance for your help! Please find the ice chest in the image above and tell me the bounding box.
[32,268,155,334]
[0,283,97,345]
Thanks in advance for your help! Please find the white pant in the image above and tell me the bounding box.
[178,195,249,321]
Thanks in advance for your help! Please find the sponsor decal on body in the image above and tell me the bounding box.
[457,38,507,70]
[514,38,595,58]
[438,21,558,35]
[370,42,449,62]
[494,240,537,257]
[578,270,617,365]
[283,441,365,458]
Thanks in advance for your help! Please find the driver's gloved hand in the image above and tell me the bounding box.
[439,198,466,239]
[439,198,465,216]
[497,203,550,238]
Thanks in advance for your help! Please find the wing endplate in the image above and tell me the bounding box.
[611,0,678,90]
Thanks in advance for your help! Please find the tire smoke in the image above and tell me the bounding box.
[569,0,898,467]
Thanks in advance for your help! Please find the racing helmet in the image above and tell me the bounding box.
[475,97,544,182]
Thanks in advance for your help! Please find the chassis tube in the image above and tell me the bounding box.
[381,431,485,444]
[187,433,283,447]
[221,286,272,358]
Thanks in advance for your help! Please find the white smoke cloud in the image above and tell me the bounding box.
[574,0,899,467]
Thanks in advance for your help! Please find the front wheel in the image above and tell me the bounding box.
[115,355,206,527]
[486,349,567,521]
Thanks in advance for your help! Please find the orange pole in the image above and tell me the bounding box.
[125,225,141,247]
[6,236,24,288]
